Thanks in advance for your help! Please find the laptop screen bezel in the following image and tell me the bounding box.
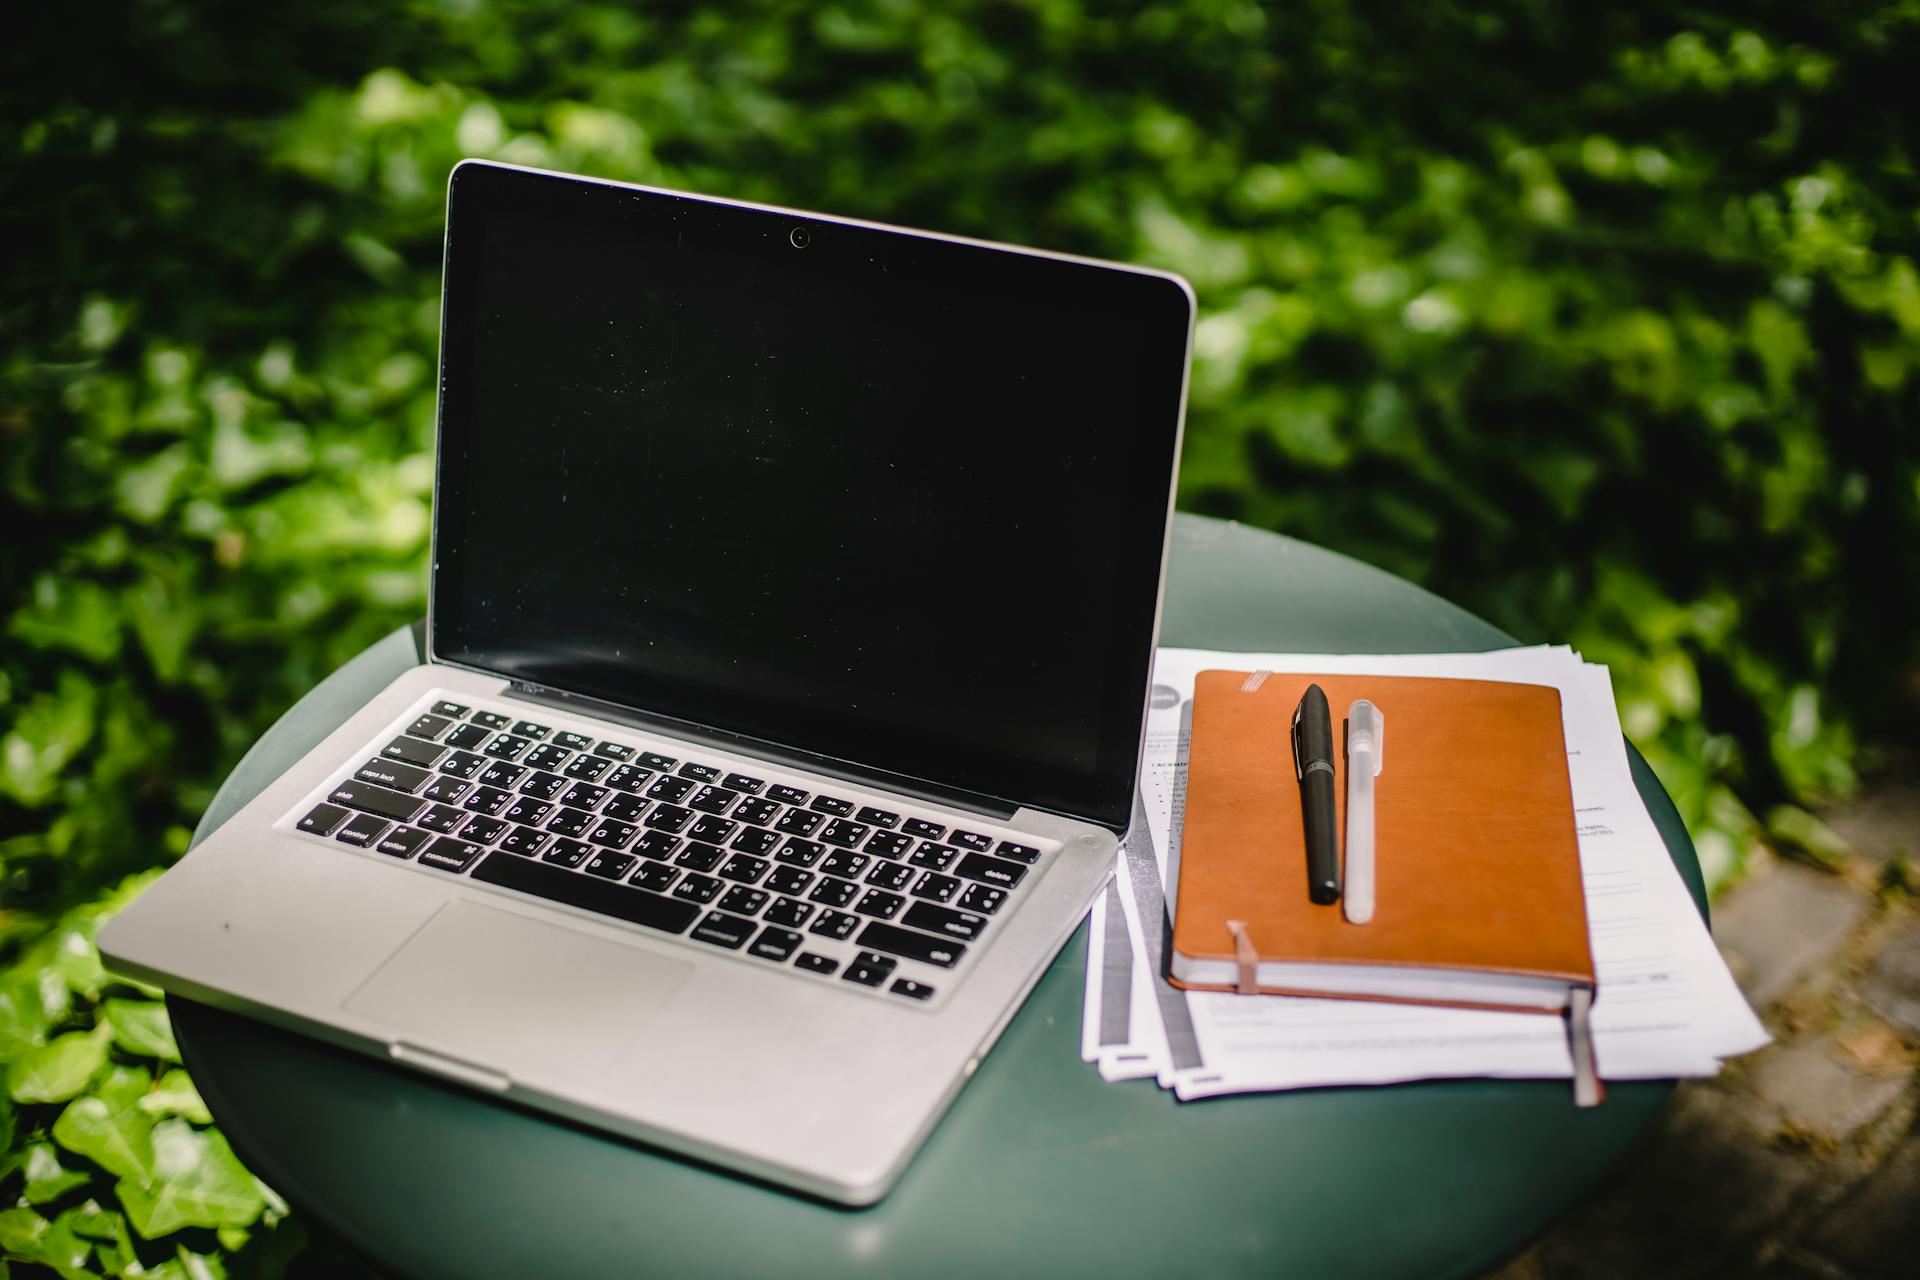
[427,160,1193,832]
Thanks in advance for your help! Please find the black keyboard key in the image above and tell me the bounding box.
[646,775,695,803]
[765,866,813,896]
[523,743,571,772]
[955,852,1026,890]
[857,922,966,968]
[444,723,493,750]
[328,780,427,824]
[748,926,802,962]
[691,911,754,949]
[718,886,770,917]
[472,851,698,935]
[674,842,725,872]
[673,873,723,904]
[335,812,390,847]
[356,758,433,794]
[563,754,611,782]
[431,700,470,718]
[478,762,526,789]
[766,897,815,929]
[842,953,895,987]
[439,751,486,780]
[406,713,454,741]
[865,831,913,859]
[416,804,467,833]
[776,838,825,867]
[546,807,593,838]
[420,837,483,873]
[731,797,780,827]
[512,720,550,740]
[908,843,957,872]
[775,809,823,837]
[912,872,961,903]
[461,815,509,844]
[421,775,472,804]
[588,820,638,849]
[808,878,858,908]
[810,795,854,816]
[500,825,551,856]
[809,910,860,941]
[731,827,780,856]
[541,838,592,869]
[375,826,432,859]
[687,815,737,846]
[638,752,677,772]
[949,829,992,852]
[633,831,681,860]
[645,804,694,833]
[958,883,1008,914]
[767,784,809,806]
[605,764,653,793]
[603,793,648,823]
[677,762,721,783]
[560,782,610,811]
[629,861,678,893]
[902,818,945,840]
[819,850,870,880]
[462,785,511,815]
[483,733,532,761]
[687,784,739,815]
[718,853,769,884]
[520,770,566,800]
[866,862,915,892]
[793,951,838,975]
[722,773,765,794]
[855,806,900,829]
[890,978,936,1001]
[818,819,870,849]
[584,850,636,880]
[902,901,989,942]
[996,840,1042,864]
[381,735,446,769]
[594,741,635,761]
[855,889,905,919]
[502,797,554,827]
[554,731,594,751]
[472,711,510,730]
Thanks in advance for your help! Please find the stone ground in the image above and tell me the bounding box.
[1489,753,1920,1280]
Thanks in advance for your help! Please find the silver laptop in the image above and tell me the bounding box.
[99,159,1194,1205]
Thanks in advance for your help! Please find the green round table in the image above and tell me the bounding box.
[172,514,1704,1279]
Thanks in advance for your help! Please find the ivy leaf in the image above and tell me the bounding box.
[0,980,50,1061]
[105,999,181,1063]
[0,670,98,807]
[0,1205,94,1279]
[118,1121,266,1239]
[53,1091,158,1185]
[21,1142,94,1204]
[8,1024,111,1104]
[94,1064,154,1112]
[138,1070,212,1125]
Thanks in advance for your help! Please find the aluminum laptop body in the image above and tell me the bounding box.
[99,160,1194,1205]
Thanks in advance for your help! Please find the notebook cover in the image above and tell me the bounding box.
[1169,670,1595,1008]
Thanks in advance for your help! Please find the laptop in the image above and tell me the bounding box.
[98,159,1194,1205]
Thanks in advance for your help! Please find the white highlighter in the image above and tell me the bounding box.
[1343,700,1384,925]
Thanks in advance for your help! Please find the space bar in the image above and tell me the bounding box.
[470,853,700,935]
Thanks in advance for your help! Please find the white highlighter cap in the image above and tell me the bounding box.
[1347,700,1384,773]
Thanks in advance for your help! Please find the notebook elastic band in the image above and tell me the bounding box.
[1226,919,1260,994]
[1568,987,1603,1108]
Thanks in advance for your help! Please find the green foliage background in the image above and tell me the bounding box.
[3,1,1917,1273]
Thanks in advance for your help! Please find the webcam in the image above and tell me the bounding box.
[789,226,811,249]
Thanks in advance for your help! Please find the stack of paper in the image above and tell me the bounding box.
[1082,646,1768,1099]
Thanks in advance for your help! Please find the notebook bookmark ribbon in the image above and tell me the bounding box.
[1225,919,1260,994]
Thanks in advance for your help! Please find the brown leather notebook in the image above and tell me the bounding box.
[1169,669,1601,1100]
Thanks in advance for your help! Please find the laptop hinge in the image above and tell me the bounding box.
[503,682,1023,823]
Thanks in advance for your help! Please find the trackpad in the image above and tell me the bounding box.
[345,900,693,1084]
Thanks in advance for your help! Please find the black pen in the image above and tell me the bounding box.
[1291,684,1341,905]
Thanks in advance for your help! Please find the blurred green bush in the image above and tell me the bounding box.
[3,1,1916,1272]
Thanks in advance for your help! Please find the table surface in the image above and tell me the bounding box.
[172,514,1705,1280]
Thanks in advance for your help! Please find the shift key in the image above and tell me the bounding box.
[327,779,428,824]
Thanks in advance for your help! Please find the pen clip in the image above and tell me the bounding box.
[1290,699,1306,782]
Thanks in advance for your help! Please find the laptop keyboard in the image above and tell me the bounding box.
[284,696,1051,1005]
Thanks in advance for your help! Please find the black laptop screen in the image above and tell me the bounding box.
[432,163,1190,830]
